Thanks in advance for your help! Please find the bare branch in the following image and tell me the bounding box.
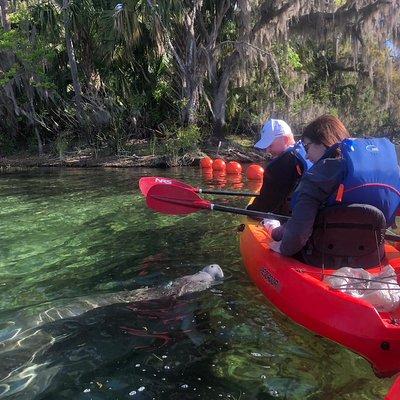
[289,0,393,36]
[252,0,297,39]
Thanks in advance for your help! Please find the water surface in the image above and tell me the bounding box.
[0,167,395,399]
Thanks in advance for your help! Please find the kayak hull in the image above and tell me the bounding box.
[239,220,400,377]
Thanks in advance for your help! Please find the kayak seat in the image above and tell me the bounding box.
[302,203,386,269]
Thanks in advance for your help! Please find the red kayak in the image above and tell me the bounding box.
[239,220,400,378]
[386,375,400,400]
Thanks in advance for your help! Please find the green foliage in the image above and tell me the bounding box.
[0,29,55,66]
[0,64,19,86]
[151,125,202,162]
[291,94,315,116]
[347,86,389,134]
[222,20,237,41]
[174,125,202,152]
[55,133,71,160]
[153,78,170,101]
[0,132,17,155]
[286,45,303,70]
[1,0,400,155]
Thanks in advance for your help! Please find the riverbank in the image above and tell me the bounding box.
[0,140,266,169]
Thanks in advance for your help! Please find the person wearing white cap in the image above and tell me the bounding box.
[254,119,294,155]
[247,118,311,216]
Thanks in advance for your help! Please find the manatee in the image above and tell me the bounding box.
[0,264,223,398]
[1,264,223,345]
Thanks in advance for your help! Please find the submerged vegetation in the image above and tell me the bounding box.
[0,0,399,159]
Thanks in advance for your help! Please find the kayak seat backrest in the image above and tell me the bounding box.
[302,204,386,269]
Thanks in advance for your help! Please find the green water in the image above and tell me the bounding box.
[0,167,395,399]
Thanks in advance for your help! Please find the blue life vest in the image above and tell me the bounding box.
[285,141,313,209]
[291,141,313,172]
[268,141,312,174]
[329,138,400,225]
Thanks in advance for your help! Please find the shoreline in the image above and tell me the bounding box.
[0,146,266,170]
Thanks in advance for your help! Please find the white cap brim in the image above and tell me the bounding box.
[254,135,274,149]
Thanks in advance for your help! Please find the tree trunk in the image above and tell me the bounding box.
[0,0,10,31]
[180,3,202,126]
[212,53,238,140]
[62,0,84,125]
[34,127,43,156]
[210,0,251,140]
[183,93,198,125]
[212,81,228,139]
[182,79,200,125]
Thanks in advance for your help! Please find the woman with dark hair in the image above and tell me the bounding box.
[301,115,350,162]
[267,115,350,256]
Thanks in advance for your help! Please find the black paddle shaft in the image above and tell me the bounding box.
[200,189,257,197]
[212,204,400,241]
[385,233,400,242]
[211,204,290,222]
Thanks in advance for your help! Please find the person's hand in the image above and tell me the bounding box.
[261,219,280,236]
[269,240,282,254]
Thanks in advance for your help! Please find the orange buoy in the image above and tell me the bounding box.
[201,168,213,182]
[213,170,227,187]
[212,158,226,171]
[200,157,213,169]
[226,161,242,174]
[227,173,243,188]
[246,164,264,180]
[247,180,263,193]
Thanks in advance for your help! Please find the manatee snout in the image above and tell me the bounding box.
[201,264,224,280]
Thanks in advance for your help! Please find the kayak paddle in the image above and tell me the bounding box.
[145,183,288,221]
[145,183,400,242]
[139,176,258,197]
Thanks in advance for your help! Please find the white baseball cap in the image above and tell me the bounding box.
[254,119,293,149]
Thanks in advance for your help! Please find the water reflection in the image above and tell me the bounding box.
[200,168,260,193]
[212,171,227,187]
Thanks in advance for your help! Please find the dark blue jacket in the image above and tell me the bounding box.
[278,157,346,256]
